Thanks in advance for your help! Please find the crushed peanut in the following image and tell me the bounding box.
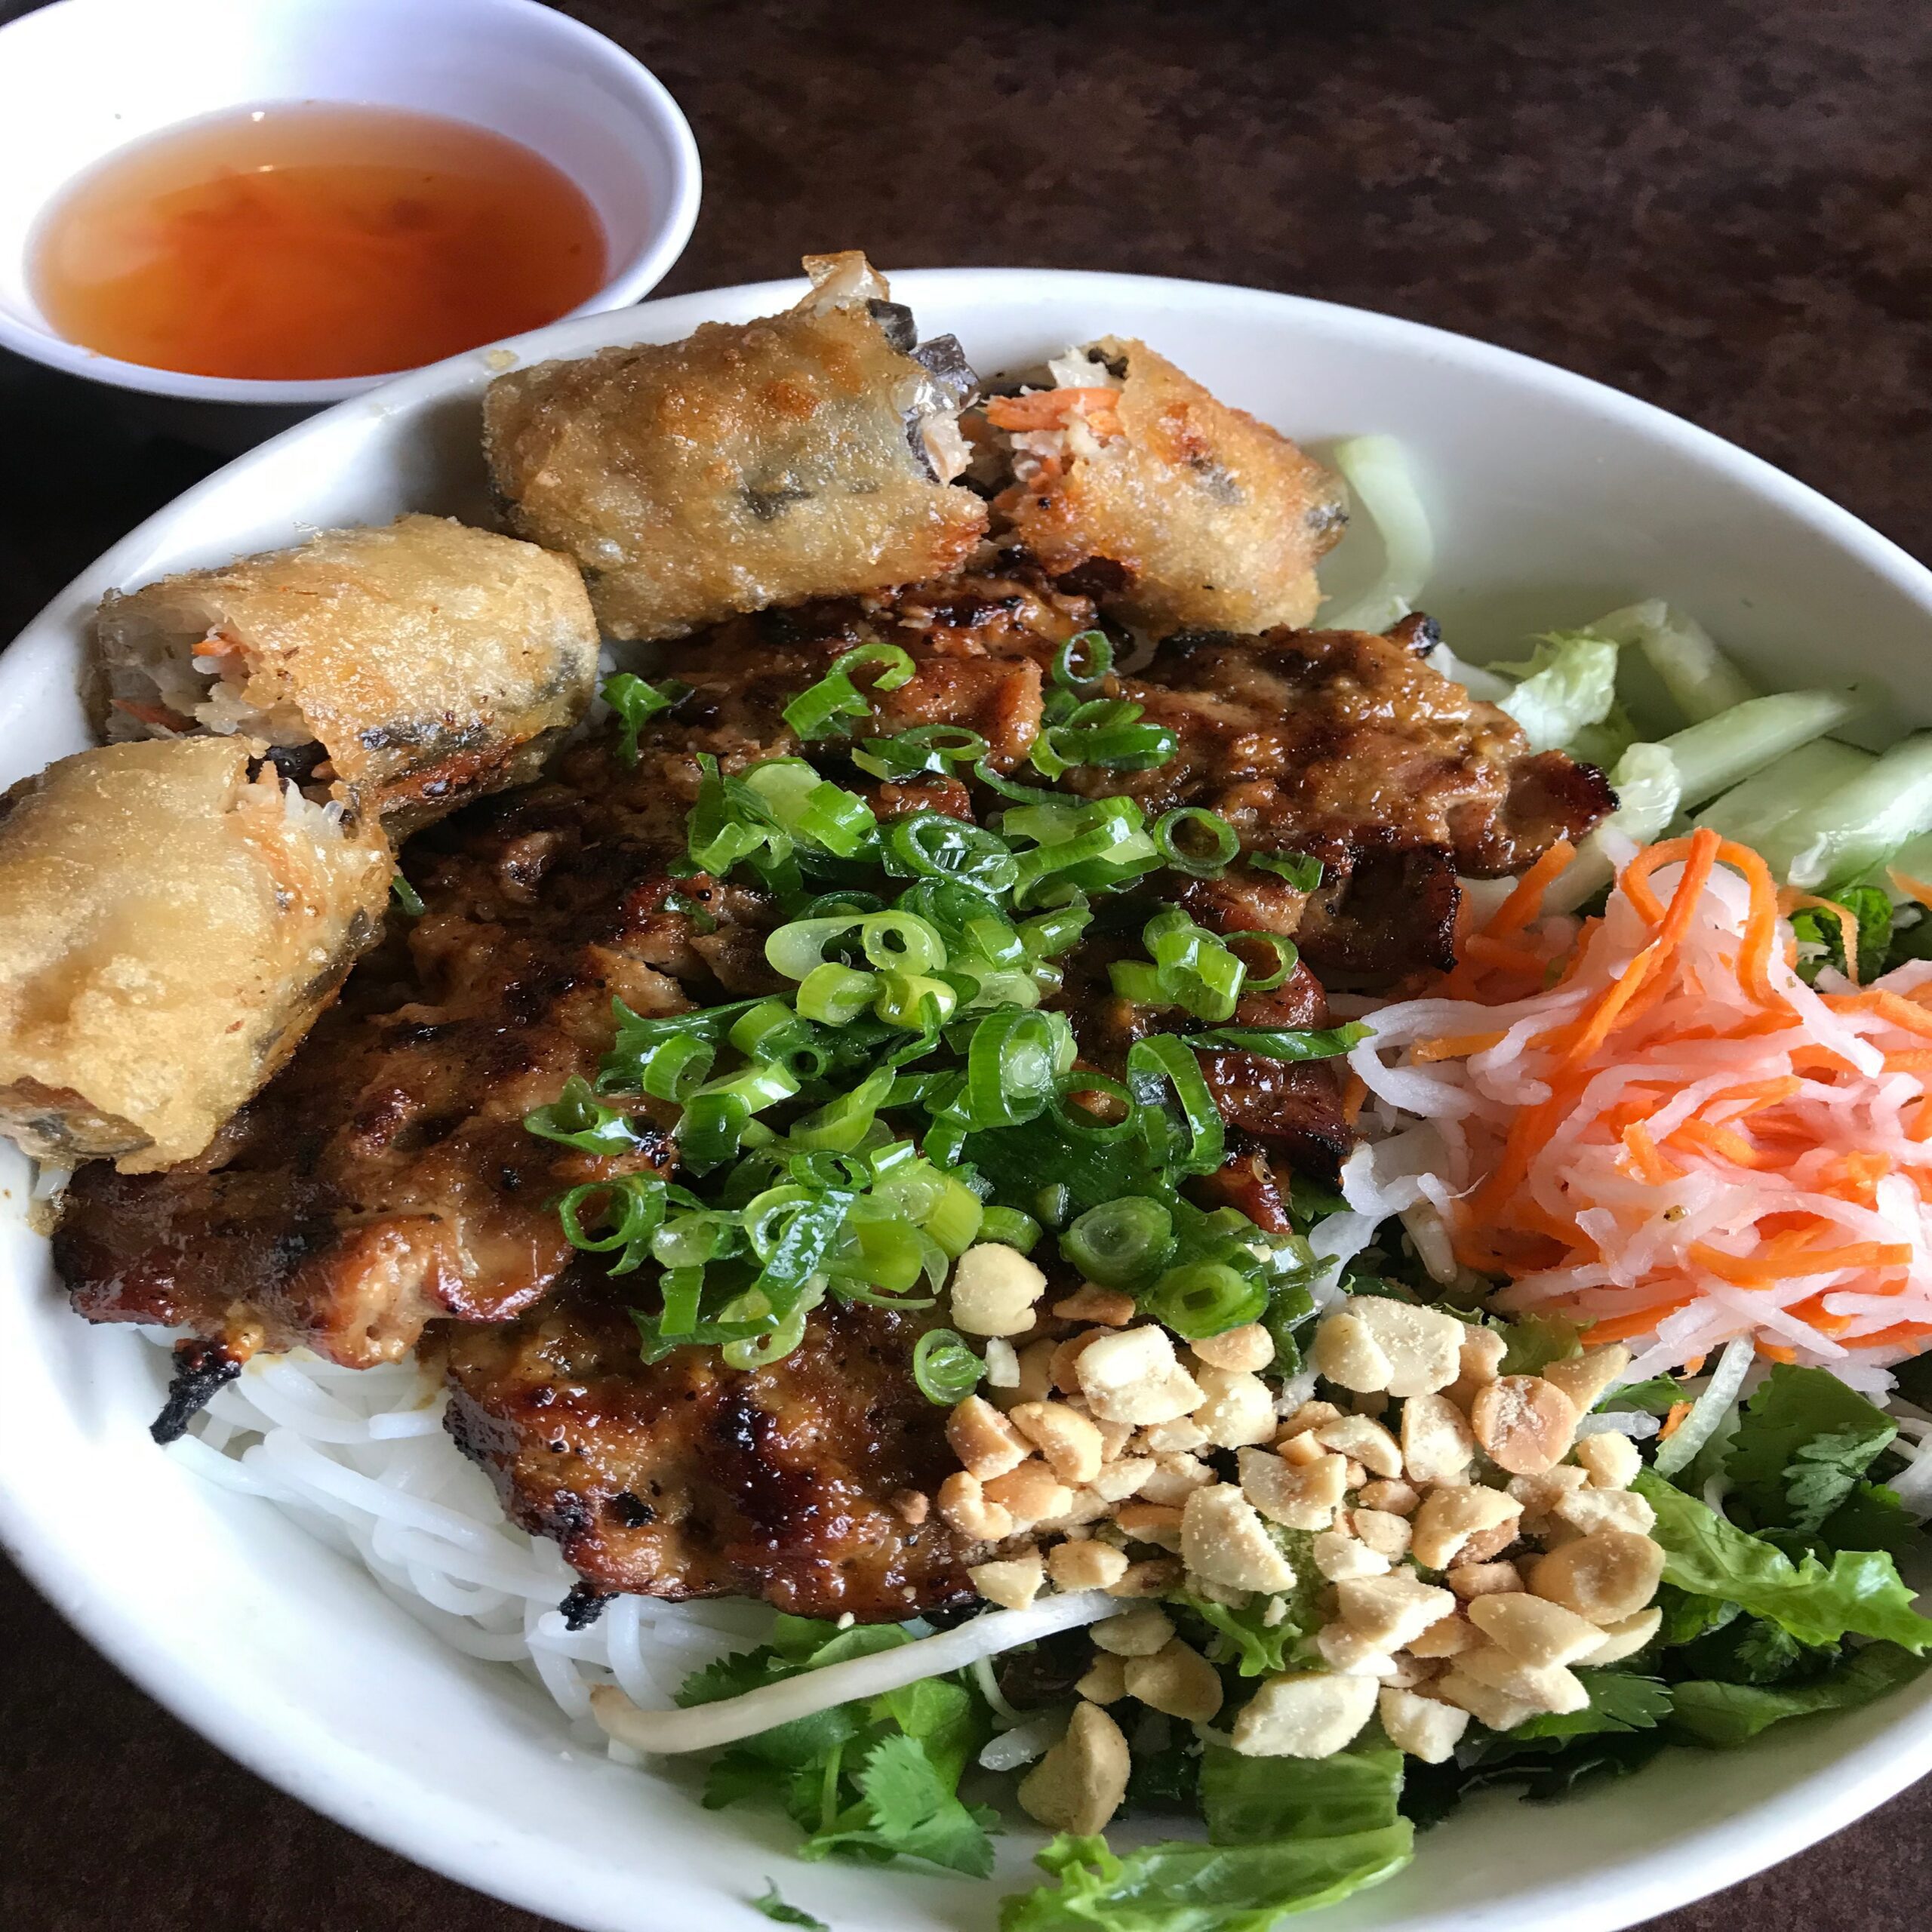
[1052,1284,1137,1325]
[1190,1323,1275,1373]
[948,1241,1048,1336]
[1018,1703,1130,1835]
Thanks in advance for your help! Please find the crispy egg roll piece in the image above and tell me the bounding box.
[984,337,1346,635]
[482,251,987,641]
[0,739,389,1171]
[93,513,598,832]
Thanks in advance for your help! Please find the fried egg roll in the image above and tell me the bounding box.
[482,251,987,641]
[0,739,389,1171]
[93,514,598,832]
[984,337,1346,636]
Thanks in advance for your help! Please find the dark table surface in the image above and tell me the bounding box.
[3,0,1930,1925]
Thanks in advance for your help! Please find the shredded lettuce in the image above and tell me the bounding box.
[1692,738,1872,853]
[1494,631,1622,754]
[1634,1470,1932,1652]
[998,1827,1414,1932]
[1758,728,1932,888]
[1319,436,1434,635]
[1669,1643,1928,1747]
[1591,599,1756,724]
[1660,689,1865,812]
[1200,1746,1404,1843]
[1494,1312,1584,1377]
[1547,741,1681,912]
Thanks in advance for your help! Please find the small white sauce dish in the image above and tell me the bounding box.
[0,0,700,415]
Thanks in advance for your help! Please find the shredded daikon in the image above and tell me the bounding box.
[1343,828,1932,1383]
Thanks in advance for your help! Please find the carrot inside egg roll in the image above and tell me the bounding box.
[92,513,598,833]
[983,336,1347,637]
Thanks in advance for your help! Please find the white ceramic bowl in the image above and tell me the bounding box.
[4,271,1931,1932]
[0,0,700,406]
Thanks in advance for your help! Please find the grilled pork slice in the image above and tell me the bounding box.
[54,745,771,1370]
[445,1286,980,1620]
[1065,622,1616,980]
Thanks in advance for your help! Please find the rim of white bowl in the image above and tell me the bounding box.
[0,0,702,405]
[5,269,1932,1932]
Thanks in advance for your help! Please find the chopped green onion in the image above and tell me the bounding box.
[1051,630,1115,688]
[795,961,877,1025]
[604,672,688,763]
[1223,930,1297,992]
[785,1066,895,1152]
[1109,908,1247,1020]
[1035,696,1179,774]
[1034,1183,1072,1228]
[851,724,989,779]
[741,760,879,858]
[1152,808,1239,876]
[923,1176,986,1255]
[971,758,1064,806]
[390,875,426,918]
[1189,1023,1370,1061]
[1052,1071,1138,1143]
[524,1076,650,1155]
[1248,850,1324,891]
[958,1009,1063,1128]
[766,915,863,981]
[874,971,957,1029]
[1062,1197,1177,1289]
[636,1032,716,1100]
[912,1327,985,1404]
[977,1204,1041,1252]
[860,910,947,974]
[882,813,1020,896]
[781,642,917,740]
[1141,1260,1268,1339]
[556,1174,666,1274]
[1126,1035,1226,1178]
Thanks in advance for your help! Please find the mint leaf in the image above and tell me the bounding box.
[1670,1643,1928,1746]
[752,1880,829,1930]
[1635,1469,1932,1651]
[1512,1672,1672,1740]
[999,1826,1414,1932]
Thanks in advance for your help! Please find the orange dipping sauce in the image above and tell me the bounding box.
[29,103,609,382]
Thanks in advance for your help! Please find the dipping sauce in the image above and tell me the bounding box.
[29,103,608,381]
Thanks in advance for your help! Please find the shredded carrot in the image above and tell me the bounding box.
[1352,825,1932,1377]
[1410,1030,1508,1063]
[1484,839,1577,942]
[1658,1401,1694,1441]
[983,387,1121,434]
[1620,1121,1678,1186]
[1890,870,1932,912]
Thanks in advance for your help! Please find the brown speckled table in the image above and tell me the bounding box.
[3,0,1930,1925]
